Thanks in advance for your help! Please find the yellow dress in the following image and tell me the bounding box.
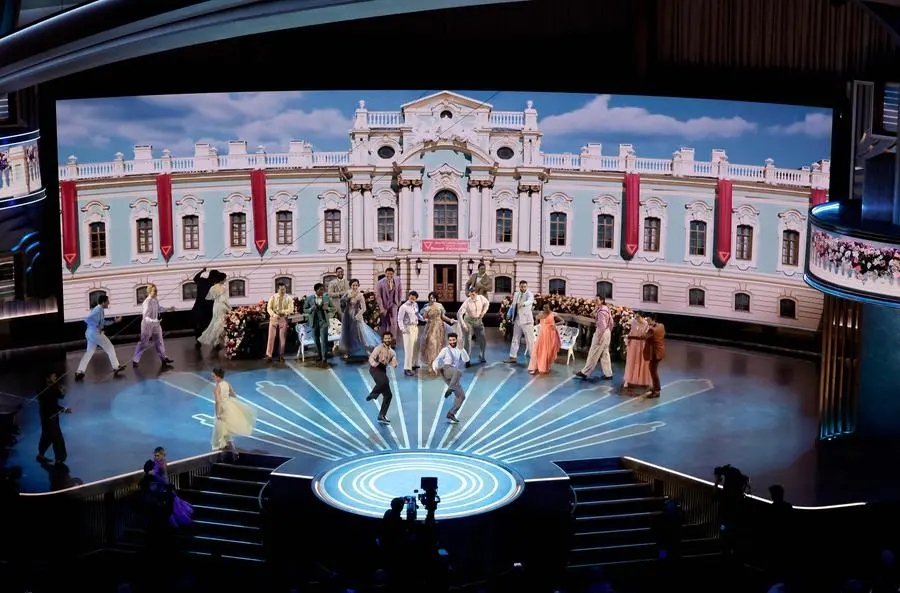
[211,380,257,450]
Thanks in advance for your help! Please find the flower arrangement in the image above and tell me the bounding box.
[812,230,900,282]
[499,294,635,361]
[223,292,382,359]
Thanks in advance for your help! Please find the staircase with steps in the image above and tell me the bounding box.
[557,458,720,569]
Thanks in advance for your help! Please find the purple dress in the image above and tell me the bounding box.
[154,460,194,528]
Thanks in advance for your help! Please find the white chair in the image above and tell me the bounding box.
[295,318,343,362]
[532,324,580,365]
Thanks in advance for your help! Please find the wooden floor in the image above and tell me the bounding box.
[0,330,887,505]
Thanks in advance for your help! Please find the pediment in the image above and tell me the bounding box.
[426,163,466,179]
[401,90,492,112]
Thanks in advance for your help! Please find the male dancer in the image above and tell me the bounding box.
[376,267,403,336]
[432,333,470,424]
[397,291,423,376]
[575,296,613,381]
[458,286,489,367]
[327,267,348,316]
[367,332,398,425]
[504,280,535,364]
[266,282,295,363]
[191,267,220,349]
[132,283,175,368]
[643,316,666,398]
[303,283,335,366]
[465,262,492,298]
[75,294,125,381]
[36,371,70,464]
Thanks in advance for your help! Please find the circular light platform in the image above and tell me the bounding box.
[312,450,524,520]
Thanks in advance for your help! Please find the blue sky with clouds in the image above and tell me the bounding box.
[55,90,832,169]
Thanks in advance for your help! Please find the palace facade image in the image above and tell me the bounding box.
[57,91,830,328]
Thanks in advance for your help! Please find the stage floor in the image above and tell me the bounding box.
[0,331,876,505]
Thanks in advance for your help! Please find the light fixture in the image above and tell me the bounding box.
[415,258,423,276]
[467,258,475,275]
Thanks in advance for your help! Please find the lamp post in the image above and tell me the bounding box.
[415,258,423,276]
[467,258,475,275]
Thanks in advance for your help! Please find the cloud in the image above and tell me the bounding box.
[768,112,833,138]
[56,92,354,160]
[539,95,758,140]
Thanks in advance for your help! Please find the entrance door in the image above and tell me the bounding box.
[433,264,457,302]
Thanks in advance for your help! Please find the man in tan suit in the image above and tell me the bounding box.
[643,317,666,398]
[465,262,491,298]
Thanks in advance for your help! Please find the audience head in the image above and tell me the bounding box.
[143,459,155,474]
[390,497,404,513]
[769,484,785,502]
[153,446,166,461]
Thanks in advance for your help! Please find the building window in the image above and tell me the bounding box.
[495,208,513,243]
[377,146,395,160]
[276,211,293,245]
[643,217,660,252]
[136,285,149,305]
[734,292,751,312]
[736,225,753,261]
[182,215,200,250]
[88,290,107,308]
[642,284,659,303]
[89,222,107,258]
[229,279,246,298]
[494,276,513,293]
[275,276,292,294]
[782,230,800,266]
[323,209,341,244]
[230,213,247,247]
[689,288,706,307]
[497,146,515,160]
[182,282,197,301]
[779,298,797,319]
[689,220,706,256]
[548,279,566,295]
[433,190,458,239]
[136,218,153,254]
[377,207,395,242]
[596,214,614,250]
[549,212,567,246]
[596,281,613,299]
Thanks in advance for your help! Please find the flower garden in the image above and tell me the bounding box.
[811,230,900,282]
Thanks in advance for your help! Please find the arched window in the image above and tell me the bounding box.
[642,284,659,303]
[135,285,149,305]
[323,209,341,244]
[229,279,246,298]
[433,190,458,239]
[549,212,567,246]
[596,281,613,299]
[779,298,797,319]
[182,282,197,301]
[688,288,705,307]
[88,290,107,308]
[89,222,107,258]
[494,276,513,294]
[548,279,566,296]
[495,208,513,243]
[734,292,751,312]
[275,276,293,294]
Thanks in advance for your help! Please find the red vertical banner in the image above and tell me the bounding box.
[251,169,268,255]
[810,188,827,207]
[715,179,733,267]
[622,173,640,258]
[60,180,79,268]
[156,173,174,261]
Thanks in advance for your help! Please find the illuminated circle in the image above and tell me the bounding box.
[312,451,524,519]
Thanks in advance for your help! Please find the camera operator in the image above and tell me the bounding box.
[714,464,751,556]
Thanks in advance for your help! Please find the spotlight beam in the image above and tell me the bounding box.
[437,365,515,449]
[504,421,667,463]
[424,362,497,450]
[189,413,340,460]
[357,368,405,449]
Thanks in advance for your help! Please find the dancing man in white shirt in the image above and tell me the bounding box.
[367,332,399,425]
[75,294,126,381]
[575,296,614,381]
[504,280,535,364]
[397,291,423,376]
[266,282,295,363]
[458,286,489,367]
[432,333,470,424]
[132,283,174,368]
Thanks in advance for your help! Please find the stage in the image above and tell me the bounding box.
[1,330,878,506]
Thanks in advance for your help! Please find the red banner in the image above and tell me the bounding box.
[60,180,78,267]
[156,174,173,261]
[421,239,469,253]
[251,169,268,255]
[715,179,733,266]
[810,188,827,207]
[623,173,640,258]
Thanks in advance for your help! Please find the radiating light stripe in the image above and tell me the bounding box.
[357,367,404,448]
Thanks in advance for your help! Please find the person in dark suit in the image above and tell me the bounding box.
[191,268,221,348]
[642,316,666,398]
[36,371,70,464]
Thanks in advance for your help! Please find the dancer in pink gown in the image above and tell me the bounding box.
[623,314,652,391]
[528,305,562,375]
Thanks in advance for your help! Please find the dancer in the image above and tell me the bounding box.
[132,284,175,368]
[643,316,666,398]
[328,267,348,316]
[432,333,470,424]
[198,273,229,350]
[465,262,492,298]
[149,447,193,527]
[366,332,399,425]
[266,282,295,363]
[529,305,563,375]
[398,291,423,376]
[211,367,257,455]
[458,286,489,367]
[420,292,455,374]
[303,283,336,366]
[623,313,651,390]
[576,296,613,381]
[191,268,219,349]
[339,278,381,360]
[36,371,70,464]
[505,281,535,364]
[376,267,403,336]
[75,294,126,381]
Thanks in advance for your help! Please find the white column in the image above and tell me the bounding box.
[351,188,364,251]
[518,189,531,252]
[530,188,542,253]
[480,184,493,251]
[412,183,423,242]
[469,182,481,250]
[362,188,374,248]
[399,183,412,250]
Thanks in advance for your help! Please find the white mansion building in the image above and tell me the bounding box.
[58,91,829,330]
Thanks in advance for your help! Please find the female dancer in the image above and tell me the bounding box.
[149,446,193,527]
[623,313,652,390]
[198,272,229,349]
[211,367,257,456]
[529,304,562,375]
[339,279,382,360]
[420,292,455,375]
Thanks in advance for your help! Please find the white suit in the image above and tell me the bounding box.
[508,289,535,359]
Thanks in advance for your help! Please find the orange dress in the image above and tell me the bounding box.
[623,319,652,387]
[529,312,561,374]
